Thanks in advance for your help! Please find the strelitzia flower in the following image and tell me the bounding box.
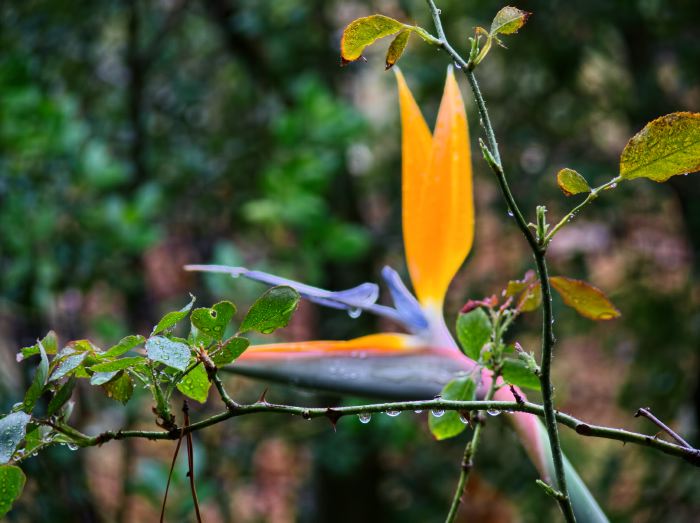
[187,68,607,522]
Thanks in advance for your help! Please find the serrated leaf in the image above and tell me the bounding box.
[102,371,134,404]
[505,271,541,312]
[22,342,49,413]
[17,331,58,361]
[502,359,541,390]
[557,168,591,196]
[151,295,196,336]
[211,337,250,366]
[90,356,145,373]
[429,376,476,440]
[176,363,211,403]
[0,412,31,464]
[145,336,191,371]
[385,29,411,69]
[102,335,145,359]
[620,112,700,182]
[456,308,492,360]
[240,286,300,334]
[49,352,87,382]
[0,465,26,517]
[191,301,236,342]
[490,6,531,36]
[341,15,405,63]
[47,377,77,416]
[550,276,620,320]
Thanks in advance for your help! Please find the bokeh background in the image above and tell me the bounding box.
[1,0,699,521]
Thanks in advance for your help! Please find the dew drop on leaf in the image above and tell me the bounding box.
[358,413,371,424]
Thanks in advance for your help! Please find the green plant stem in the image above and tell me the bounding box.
[445,375,499,523]
[424,2,575,519]
[544,176,623,244]
[211,372,238,410]
[47,399,700,465]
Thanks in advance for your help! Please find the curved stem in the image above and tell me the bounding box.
[445,375,499,523]
[423,1,575,519]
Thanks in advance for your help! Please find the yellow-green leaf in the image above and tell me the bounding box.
[341,15,405,63]
[0,465,26,517]
[557,168,591,196]
[385,29,411,70]
[550,276,620,321]
[429,376,476,440]
[490,6,531,36]
[176,363,211,403]
[620,112,700,182]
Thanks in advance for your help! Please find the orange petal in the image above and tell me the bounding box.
[397,68,473,308]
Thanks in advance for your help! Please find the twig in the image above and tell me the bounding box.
[160,424,185,523]
[635,407,694,449]
[183,401,202,523]
[423,1,576,520]
[445,376,499,523]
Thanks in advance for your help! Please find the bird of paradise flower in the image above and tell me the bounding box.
[187,68,608,522]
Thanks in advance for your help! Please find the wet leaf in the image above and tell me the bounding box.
[505,271,541,312]
[0,412,31,464]
[456,308,492,360]
[145,336,191,371]
[550,276,620,320]
[240,286,300,334]
[620,112,700,182]
[176,363,211,404]
[102,371,134,404]
[102,335,145,358]
[211,337,250,366]
[151,295,195,336]
[0,465,26,517]
[502,359,540,390]
[90,356,145,373]
[47,377,77,416]
[385,29,411,69]
[490,6,531,36]
[22,341,49,413]
[49,352,87,382]
[429,376,476,440]
[191,301,236,341]
[557,168,591,196]
[90,371,119,386]
[17,331,58,361]
[340,15,405,63]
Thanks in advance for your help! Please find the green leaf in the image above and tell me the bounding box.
[490,6,531,36]
[90,371,119,386]
[145,336,191,371]
[0,465,26,517]
[191,301,236,342]
[22,341,49,413]
[620,112,700,182]
[102,371,134,404]
[502,359,541,390]
[211,337,250,366]
[550,276,620,320]
[557,168,591,196]
[429,376,476,440]
[240,286,300,335]
[341,15,405,63]
[151,295,196,336]
[456,308,492,360]
[17,330,58,361]
[89,356,145,373]
[47,377,77,416]
[102,335,145,358]
[505,272,542,312]
[176,363,211,403]
[0,412,31,464]
[49,352,87,382]
[385,29,411,70]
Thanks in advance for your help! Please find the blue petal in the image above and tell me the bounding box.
[381,266,429,331]
[185,265,379,311]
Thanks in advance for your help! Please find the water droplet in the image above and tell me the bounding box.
[609,182,618,189]
[431,409,445,418]
[487,409,501,416]
[386,410,400,417]
[454,63,462,70]
[67,443,78,451]
[507,210,514,217]
[459,414,470,424]
[414,410,423,414]
[358,413,371,424]
[347,308,362,319]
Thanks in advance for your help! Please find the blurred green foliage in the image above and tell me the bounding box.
[1,0,699,522]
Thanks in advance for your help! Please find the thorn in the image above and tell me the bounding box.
[325,408,342,431]
[257,388,269,404]
[509,385,525,406]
